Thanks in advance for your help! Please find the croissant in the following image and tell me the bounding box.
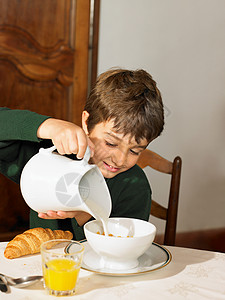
[4,227,73,259]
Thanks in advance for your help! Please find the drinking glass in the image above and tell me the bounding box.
[41,239,84,296]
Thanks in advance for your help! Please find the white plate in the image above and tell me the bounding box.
[80,241,172,276]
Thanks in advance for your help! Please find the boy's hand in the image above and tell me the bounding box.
[38,210,92,227]
[37,118,93,159]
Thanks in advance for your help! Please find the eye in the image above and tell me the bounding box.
[105,141,117,147]
[130,149,140,156]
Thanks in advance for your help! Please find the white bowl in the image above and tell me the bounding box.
[84,217,156,270]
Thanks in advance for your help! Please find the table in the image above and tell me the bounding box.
[0,241,225,300]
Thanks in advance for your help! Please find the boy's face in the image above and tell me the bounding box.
[82,112,148,178]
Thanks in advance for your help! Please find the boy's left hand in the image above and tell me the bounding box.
[38,210,92,226]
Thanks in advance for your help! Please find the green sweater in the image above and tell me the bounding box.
[0,107,151,240]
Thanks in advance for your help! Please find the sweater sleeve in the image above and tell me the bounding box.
[0,107,51,183]
[0,107,50,142]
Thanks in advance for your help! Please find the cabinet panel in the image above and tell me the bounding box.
[0,0,100,240]
[0,61,68,118]
[0,0,71,49]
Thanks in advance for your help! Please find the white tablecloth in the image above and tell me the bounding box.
[0,242,225,300]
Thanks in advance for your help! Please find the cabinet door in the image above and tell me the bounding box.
[0,0,99,240]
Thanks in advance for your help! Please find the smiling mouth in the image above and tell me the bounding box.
[103,162,120,172]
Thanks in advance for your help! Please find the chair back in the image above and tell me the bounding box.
[137,149,182,246]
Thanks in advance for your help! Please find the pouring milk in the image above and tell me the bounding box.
[20,146,112,235]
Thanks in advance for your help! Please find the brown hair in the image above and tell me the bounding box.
[84,68,164,143]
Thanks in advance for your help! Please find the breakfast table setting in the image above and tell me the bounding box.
[1,239,225,300]
[1,147,225,299]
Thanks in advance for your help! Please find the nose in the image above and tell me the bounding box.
[111,149,127,167]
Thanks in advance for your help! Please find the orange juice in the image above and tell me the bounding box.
[43,258,80,291]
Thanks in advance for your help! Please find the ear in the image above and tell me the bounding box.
[82,110,90,134]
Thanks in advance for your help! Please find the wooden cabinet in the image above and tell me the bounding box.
[0,0,100,240]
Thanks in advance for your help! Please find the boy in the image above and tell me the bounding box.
[0,68,164,240]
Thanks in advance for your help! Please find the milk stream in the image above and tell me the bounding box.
[85,199,109,236]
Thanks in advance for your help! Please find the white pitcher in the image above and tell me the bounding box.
[20,146,112,220]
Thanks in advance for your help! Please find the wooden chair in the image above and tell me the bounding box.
[137,149,182,246]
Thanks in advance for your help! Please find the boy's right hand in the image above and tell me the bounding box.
[37,118,93,159]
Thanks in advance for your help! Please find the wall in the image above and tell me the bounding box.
[98,0,225,233]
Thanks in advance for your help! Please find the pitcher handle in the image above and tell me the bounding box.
[39,145,91,164]
[82,146,91,165]
[39,145,56,154]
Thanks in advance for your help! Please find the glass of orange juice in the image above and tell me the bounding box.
[41,239,84,296]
